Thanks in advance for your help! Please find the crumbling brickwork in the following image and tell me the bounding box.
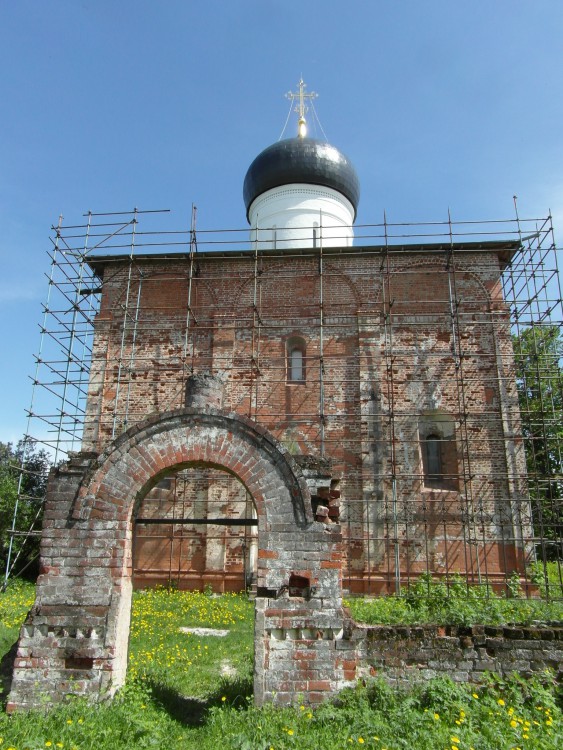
[82,242,528,592]
[8,240,536,710]
[338,620,563,686]
[8,403,347,709]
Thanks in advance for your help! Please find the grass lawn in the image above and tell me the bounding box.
[0,580,559,749]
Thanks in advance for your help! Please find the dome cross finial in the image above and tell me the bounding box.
[285,77,317,138]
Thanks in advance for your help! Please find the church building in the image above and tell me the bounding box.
[79,80,529,595]
[8,79,543,711]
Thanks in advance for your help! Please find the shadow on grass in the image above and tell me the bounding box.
[147,672,254,726]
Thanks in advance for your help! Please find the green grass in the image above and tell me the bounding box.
[128,587,253,697]
[0,581,560,749]
[0,580,35,660]
[346,571,563,627]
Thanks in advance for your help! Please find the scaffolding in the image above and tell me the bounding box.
[5,207,562,597]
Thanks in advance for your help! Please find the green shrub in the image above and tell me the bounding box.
[530,561,563,599]
[346,573,563,626]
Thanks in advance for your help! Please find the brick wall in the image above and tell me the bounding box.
[338,619,563,687]
[8,241,537,711]
[133,467,256,591]
[83,244,529,591]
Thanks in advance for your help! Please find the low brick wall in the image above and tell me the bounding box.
[338,618,563,686]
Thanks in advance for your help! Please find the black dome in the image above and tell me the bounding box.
[243,137,360,222]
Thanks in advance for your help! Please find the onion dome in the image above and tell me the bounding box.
[243,137,360,222]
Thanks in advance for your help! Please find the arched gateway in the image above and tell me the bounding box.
[8,404,347,710]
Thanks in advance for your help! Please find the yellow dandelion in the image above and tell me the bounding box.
[546,719,553,726]
[45,744,52,748]
[221,696,226,702]
[287,730,294,736]
[451,738,461,744]
[433,713,440,720]
[300,705,305,711]
[358,740,365,745]
[472,693,479,699]
[498,698,505,706]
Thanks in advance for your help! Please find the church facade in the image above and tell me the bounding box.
[83,229,527,594]
[75,97,529,594]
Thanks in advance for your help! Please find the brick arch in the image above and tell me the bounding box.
[107,269,219,317]
[74,407,313,531]
[230,261,362,313]
[374,256,494,304]
[321,262,362,311]
[9,408,345,710]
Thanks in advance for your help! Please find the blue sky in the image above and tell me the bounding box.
[1,0,563,446]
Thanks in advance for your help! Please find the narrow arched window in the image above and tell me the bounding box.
[424,434,442,479]
[287,337,306,383]
[290,347,304,382]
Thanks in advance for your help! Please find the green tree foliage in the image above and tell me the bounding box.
[0,440,50,580]
[513,325,563,559]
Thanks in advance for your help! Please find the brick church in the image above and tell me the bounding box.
[8,82,538,710]
[79,84,528,595]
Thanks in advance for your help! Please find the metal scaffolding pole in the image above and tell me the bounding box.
[7,207,561,595]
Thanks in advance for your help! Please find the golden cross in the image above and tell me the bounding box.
[285,77,317,137]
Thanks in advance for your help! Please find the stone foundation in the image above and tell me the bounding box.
[336,619,563,687]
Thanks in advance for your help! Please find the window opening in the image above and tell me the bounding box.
[290,347,304,382]
[425,434,442,479]
[286,336,306,383]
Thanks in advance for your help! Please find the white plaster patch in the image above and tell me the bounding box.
[179,627,230,637]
